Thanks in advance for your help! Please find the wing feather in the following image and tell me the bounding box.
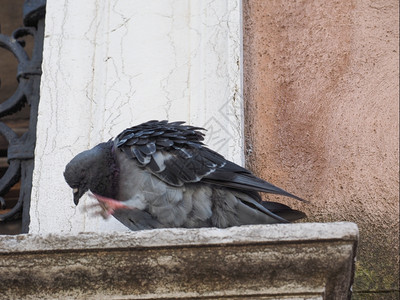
[203,161,306,202]
[115,120,224,186]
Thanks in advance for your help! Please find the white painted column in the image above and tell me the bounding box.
[30,0,243,233]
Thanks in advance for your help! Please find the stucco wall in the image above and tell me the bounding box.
[243,0,399,297]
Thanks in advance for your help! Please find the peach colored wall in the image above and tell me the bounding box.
[243,0,399,297]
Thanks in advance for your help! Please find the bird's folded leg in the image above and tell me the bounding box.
[88,192,129,218]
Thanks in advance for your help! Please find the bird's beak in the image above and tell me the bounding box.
[73,188,82,205]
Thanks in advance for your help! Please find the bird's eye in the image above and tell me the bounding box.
[73,188,79,194]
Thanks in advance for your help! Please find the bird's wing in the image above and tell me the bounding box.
[115,120,304,203]
[115,120,226,187]
[203,160,306,202]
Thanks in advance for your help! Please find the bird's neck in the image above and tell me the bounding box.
[109,143,120,199]
[91,141,120,199]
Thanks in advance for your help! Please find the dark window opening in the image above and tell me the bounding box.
[0,0,45,234]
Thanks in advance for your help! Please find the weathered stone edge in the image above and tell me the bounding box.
[0,222,358,253]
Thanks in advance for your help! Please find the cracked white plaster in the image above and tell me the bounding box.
[30,0,243,233]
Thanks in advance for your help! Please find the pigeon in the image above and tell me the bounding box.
[64,120,306,230]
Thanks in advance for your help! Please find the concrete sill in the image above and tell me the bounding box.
[0,222,358,299]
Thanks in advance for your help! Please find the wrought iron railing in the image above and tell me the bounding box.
[0,0,45,233]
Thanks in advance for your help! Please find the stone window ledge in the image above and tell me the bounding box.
[0,222,358,299]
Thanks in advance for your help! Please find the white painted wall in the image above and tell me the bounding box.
[30,0,243,233]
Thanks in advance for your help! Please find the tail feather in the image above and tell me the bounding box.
[259,201,306,222]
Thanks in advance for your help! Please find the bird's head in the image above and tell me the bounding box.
[64,149,95,205]
[64,142,114,205]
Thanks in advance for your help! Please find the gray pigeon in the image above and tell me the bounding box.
[64,120,306,230]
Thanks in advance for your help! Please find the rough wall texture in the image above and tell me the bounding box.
[243,0,399,298]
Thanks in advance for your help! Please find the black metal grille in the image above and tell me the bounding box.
[0,0,45,233]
